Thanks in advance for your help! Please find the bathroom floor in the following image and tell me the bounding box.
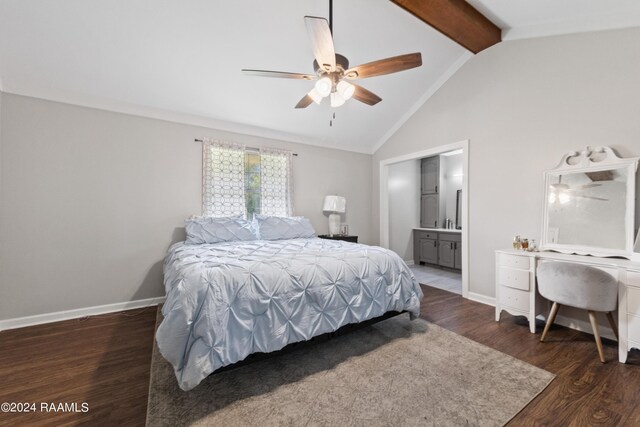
[409,264,462,295]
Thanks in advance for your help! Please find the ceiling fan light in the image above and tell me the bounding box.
[330,92,345,108]
[336,80,355,100]
[315,77,332,97]
[308,88,323,104]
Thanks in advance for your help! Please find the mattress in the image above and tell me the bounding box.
[156,237,423,390]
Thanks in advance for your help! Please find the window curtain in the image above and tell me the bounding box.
[260,147,294,216]
[202,138,246,217]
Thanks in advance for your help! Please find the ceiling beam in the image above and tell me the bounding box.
[391,0,501,54]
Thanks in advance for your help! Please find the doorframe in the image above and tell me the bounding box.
[379,139,470,298]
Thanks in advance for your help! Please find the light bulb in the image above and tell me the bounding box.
[308,88,322,104]
[559,191,571,204]
[330,92,345,108]
[336,80,355,100]
[315,77,332,97]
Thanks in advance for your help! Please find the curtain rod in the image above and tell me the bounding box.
[194,139,298,156]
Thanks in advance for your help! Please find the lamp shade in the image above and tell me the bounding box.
[323,195,346,213]
[336,80,355,100]
[308,88,323,104]
[315,77,332,97]
[330,92,345,108]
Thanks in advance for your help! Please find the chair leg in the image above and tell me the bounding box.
[588,311,606,363]
[540,302,560,342]
[606,312,619,341]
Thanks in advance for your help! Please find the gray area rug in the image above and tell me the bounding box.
[147,312,554,426]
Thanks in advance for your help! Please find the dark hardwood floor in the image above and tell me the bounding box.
[1,285,640,426]
[421,286,640,426]
[0,307,157,426]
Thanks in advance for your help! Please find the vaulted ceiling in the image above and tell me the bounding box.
[1,1,639,154]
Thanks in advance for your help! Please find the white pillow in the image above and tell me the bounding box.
[185,216,257,244]
[254,214,316,240]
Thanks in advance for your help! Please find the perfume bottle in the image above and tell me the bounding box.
[512,235,522,250]
[521,238,529,250]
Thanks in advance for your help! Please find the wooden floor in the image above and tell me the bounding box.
[0,307,157,426]
[1,285,640,426]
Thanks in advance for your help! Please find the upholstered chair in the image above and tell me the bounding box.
[537,261,618,363]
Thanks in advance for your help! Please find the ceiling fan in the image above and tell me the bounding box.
[241,1,422,109]
[549,176,607,203]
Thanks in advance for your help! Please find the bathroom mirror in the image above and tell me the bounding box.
[541,146,639,258]
[455,189,462,229]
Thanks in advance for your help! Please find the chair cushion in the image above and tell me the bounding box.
[536,261,617,312]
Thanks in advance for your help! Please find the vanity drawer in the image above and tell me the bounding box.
[499,286,529,312]
[499,267,530,291]
[499,254,530,270]
[627,286,640,316]
[439,232,461,243]
[627,271,640,287]
[415,231,438,240]
[627,314,640,343]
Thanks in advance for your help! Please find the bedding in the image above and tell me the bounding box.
[254,214,316,240]
[156,237,423,391]
[185,215,256,244]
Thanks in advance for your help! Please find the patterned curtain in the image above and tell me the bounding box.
[260,147,294,216]
[202,138,246,217]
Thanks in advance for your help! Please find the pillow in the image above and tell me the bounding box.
[254,214,316,240]
[185,215,257,244]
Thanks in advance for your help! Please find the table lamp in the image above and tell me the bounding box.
[323,195,346,237]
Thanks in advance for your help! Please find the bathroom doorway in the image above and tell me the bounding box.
[380,140,469,297]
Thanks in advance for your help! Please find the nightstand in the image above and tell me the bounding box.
[318,235,358,243]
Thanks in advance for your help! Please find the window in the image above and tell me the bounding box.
[244,152,261,218]
[202,139,293,218]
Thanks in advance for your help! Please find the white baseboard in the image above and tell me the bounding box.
[0,296,166,332]
[405,260,415,265]
[467,292,496,307]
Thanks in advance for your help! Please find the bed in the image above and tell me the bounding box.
[156,236,423,391]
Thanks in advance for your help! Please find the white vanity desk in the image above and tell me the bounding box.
[495,248,640,363]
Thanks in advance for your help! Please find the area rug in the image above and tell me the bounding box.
[147,311,554,426]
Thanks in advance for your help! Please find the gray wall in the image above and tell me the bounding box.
[0,92,3,245]
[0,94,372,320]
[388,159,420,261]
[373,27,640,298]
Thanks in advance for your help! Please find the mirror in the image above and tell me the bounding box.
[541,146,638,258]
[455,189,462,229]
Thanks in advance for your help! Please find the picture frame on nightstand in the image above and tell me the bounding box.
[340,224,349,236]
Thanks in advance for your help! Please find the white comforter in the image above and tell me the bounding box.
[157,238,423,390]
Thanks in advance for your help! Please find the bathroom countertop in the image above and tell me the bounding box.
[413,228,462,233]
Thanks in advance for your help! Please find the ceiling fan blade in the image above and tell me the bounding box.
[345,53,422,79]
[352,84,382,106]
[242,69,317,80]
[576,195,609,201]
[585,170,614,181]
[295,94,314,109]
[305,16,336,72]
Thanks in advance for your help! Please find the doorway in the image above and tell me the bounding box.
[379,140,469,297]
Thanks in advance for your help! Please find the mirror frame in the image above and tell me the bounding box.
[541,146,639,258]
